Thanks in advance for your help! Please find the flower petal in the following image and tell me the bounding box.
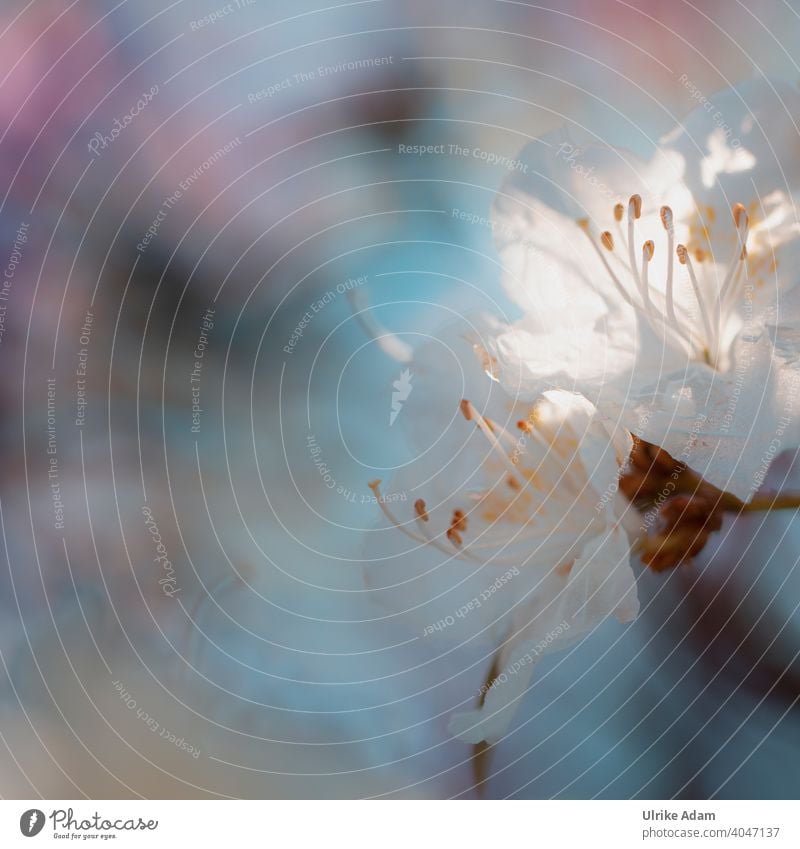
[447,527,637,743]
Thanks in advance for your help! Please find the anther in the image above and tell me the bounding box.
[601,231,614,251]
[677,244,688,265]
[447,528,463,548]
[414,499,429,522]
[643,240,655,261]
[732,202,748,229]
[629,194,642,219]
[614,203,624,222]
[660,205,673,232]
[460,399,473,421]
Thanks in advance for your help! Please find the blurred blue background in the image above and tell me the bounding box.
[0,0,798,798]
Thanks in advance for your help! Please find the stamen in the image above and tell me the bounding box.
[627,195,645,300]
[578,217,692,356]
[347,289,413,363]
[734,203,749,259]
[463,400,525,483]
[677,245,716,359]
[720,252,748,315]
[461,399,549,494]
[718,202,750,309]
[369,480,430,545]
[660,206,678,326]
[612,203,628,249]
[372,479,483,560]
[641,240,654,309]
[416,504,480,559]
[447,509,468,548]
[577,220,637,310]
[654,229,700,354]
[473,342,500,382]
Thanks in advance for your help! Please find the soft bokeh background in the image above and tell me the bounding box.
[0,0,798,799]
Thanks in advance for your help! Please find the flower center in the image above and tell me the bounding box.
[368,399,600,565]
[578,196,750,369]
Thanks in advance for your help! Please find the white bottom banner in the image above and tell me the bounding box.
[0,800,795,847]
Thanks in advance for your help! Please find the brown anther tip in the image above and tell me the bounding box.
[451,509,467,532]
[516,419,532,433]
[600,231,614,251]
[613,203,625,222]
[447,527,463,548]
[643,240,655,261]
[659,205,673,230]
[414,499,429,522]
[733,202,748,228]
[629,194,642,219]
[368,479,381,490]
[460,399,473,421]
[694,247,706,263]
[676,244,688,265]
[576,217,590,231]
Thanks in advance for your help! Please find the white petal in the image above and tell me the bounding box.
[489,311,639,400]
[448,527,637,743]
[627,335,800,501]
[662,78,800,216]
[491,131,682,314]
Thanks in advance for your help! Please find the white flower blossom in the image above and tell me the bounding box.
[488,78,800,500]
[365,330,639,744]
